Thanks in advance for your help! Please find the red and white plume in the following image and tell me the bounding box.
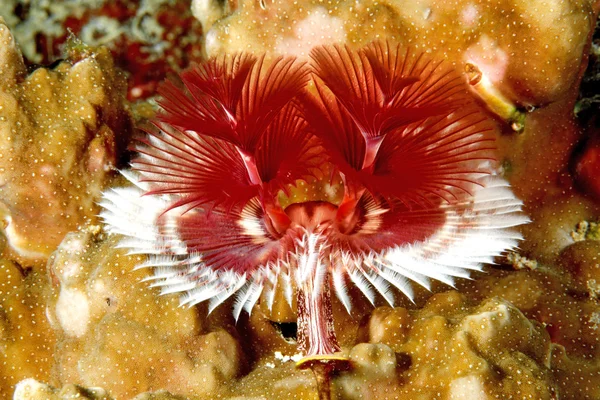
[100,42,528,357]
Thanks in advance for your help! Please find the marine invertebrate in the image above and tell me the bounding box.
[99,41,527,391]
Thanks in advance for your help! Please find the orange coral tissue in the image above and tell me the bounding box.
[100,42,529,357]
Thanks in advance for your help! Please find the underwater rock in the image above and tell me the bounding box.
[362,306,411,350]
[0,18,129,261]
[13,379,196,400]
[195,0,596,105]
[551,344,600,400]
[334,343,398,399]
[466,267,600,357]
[347,343,397,379]
[44,228,245,399]
[0,1,599,399]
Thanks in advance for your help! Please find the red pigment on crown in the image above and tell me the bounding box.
[132,41,498,357]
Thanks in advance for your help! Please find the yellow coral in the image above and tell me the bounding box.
[0,260,56,396]
[0,17,129,261]
[197,0,596,105]
[44,228,245,399]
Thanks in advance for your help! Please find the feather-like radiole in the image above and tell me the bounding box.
[99,41,528,360]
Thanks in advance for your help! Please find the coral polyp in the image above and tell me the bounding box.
[99,41,528,359]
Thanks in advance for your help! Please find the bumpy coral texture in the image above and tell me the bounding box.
[16,263,600,400]
[1,0,600,399]
[43,227,245,399]
[343,293,556,399]
[13,378,113,400]
[196,0,596,105]
[0,17,128,261]
[0,259,55,398]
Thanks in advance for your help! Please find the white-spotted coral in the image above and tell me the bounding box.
[100,41,528,357]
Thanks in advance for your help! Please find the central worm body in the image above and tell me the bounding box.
[100,41,528,358]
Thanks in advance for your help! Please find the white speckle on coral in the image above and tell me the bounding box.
[1,215,48,259]
[464,35,509,84]
[13,378,56,399]
[275,7,345,58]
[58,261,83,283]
[449,375,487,400]
[590,311,600,330]
[56,288,90,337]
[461,4,479,26]
[462,303,512,342]
[273,351,304,363]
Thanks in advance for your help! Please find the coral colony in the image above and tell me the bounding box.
[100,41,528,363]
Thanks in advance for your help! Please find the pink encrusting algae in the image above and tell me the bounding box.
[99,41,529,358]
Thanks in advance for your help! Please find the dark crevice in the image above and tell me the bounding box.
[12,261,32,278]
[270,321,298,342]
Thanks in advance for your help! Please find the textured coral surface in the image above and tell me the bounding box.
[1,0,600,399]
[44,228,245,399]
[0,17,129,261]
[199,0,595,105]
